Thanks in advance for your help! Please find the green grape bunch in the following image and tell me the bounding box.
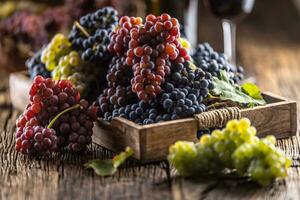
[233,135,291,186]
[168,118,291,186]
[40,33,98,96]
[41,33,72,71]
[52,51,90,95]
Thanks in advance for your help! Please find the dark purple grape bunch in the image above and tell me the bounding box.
[68,7,119,62]
[97,56,137,117]
[106,56,133,87]
[103,100,160,125]
[99,62,215,125]
[15,126,58,156]
[158,61,214,120]
[192,43,244,83]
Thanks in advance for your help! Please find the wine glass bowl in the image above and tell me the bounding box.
[204,0,255,21]
[203,0,255,66]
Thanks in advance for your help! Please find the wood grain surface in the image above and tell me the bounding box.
[1,0,300,199]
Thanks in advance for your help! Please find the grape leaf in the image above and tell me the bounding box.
[211,71,266,107]
[242,83,263,100]
[84,147,133,176]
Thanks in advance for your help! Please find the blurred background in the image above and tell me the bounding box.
[0,0,299,82]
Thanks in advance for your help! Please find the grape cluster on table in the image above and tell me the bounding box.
[15,76,98,155]
[168,118,291,186]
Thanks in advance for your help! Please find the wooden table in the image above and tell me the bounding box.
[1,1,300,199]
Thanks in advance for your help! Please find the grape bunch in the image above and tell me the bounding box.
[96,14,215,125]
[108,14,191,102]
[192,43,244,83]
[68,7,119,62]
[15,126,58,156]
[168,118,291,186]
[49,99,97,152]
[99,61,214,125]
[108,16,143,56]
[52,51,92,95]
[106,56,133,88]
[158,61,213,119]
[98,56,137,116]
[103,100,166,125]
[41,33,72,71]
[26,48,51,79]
[15,76,98,156]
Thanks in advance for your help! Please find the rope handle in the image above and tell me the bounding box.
[194,107,241,130]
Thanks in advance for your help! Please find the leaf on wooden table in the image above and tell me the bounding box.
[84,147,133,176]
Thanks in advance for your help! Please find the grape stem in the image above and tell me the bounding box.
[47,104,80,129]
[74,21,90,37]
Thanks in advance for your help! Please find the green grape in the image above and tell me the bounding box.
[41,34,71,71]
[52,51,93,96]
[233,136,291,186]
[168,141,198,176]
[168,118,291,187]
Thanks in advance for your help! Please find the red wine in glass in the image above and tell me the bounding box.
[204,0,255,65]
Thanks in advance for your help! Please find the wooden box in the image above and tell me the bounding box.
[9,71,298,163]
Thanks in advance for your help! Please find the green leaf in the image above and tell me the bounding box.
[211,71,266,107]
[84,159,117,176]
[242,83,263,100]
[112,147,134,168]
[84,147,133,176]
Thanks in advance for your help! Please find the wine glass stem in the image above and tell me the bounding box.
[222,20,236,67]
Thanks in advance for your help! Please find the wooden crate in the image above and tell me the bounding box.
[9,71,298,163]
[93,93,297,163]
[9,71,31,110]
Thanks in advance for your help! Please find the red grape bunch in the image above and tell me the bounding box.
[108,14,191,102]
[15,76,98,156]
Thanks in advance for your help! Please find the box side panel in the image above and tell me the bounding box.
[92,120,141,159]
[9,72,31,110]
[241,102,297,138]
[262,92,285,103]
[142,119,198,162]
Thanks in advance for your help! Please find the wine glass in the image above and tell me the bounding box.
[203,0,255,66]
